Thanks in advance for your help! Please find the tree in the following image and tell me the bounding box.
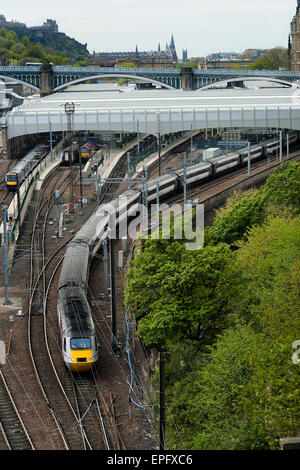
[205,189,265,247]
[241,261,300,448]
[10,42,26,59]
[166,323,269,450]
[230,214,300,326]
[21,42,45,60]
[248,47,288,70]
[125,237,233,350]
[262,162,300,212]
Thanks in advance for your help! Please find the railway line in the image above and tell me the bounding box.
[0,369,34,450]
[70,373,111,450]
[1,130,298,450]
[17,145,135,449]
[0,161,15,217]
[0,136,151,450]
[166,144,300,208]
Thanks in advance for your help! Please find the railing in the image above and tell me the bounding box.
[0,66,40,72]
[2,65,300,80]
[53,66,180,75]
[193,68,300,77]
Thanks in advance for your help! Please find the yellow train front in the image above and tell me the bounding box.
[57,286,98,372]
[5,172,18,190]
[62,334,98,372]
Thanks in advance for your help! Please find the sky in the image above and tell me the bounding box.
[1,0,298,59]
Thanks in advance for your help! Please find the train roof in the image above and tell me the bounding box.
[175,161,212,176]
[208,152,239,163]
[58,286,95,337]
[9,144,49,174]
[58,242,90,290]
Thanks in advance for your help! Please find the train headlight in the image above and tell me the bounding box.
[71,358,75,362]
[89,358,93,362]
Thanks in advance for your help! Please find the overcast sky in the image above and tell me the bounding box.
[1,0,298,58]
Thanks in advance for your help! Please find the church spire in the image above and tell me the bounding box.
[170,33,175,50]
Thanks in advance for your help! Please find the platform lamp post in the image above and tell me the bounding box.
[157,112,161,177]
[108,228,118,353]
[2,206,11,306]
[49,121,53,163]
[64,102,75,212]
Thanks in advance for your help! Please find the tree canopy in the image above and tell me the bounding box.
[125,162,300,449]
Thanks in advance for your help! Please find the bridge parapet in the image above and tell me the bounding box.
[2,64,300,94]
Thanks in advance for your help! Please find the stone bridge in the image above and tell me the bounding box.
[1,62,300,95]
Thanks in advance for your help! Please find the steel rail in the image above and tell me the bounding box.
[0,369,35,450]
[26,170,73,449]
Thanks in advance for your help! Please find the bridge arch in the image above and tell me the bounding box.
[53,73,177,92]
[0,74,40,93]
[198,76,300,91]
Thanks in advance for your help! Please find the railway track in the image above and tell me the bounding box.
[0,161,16,216]
[0,370,34,450]
[3,134,290,451]
[20,164,121,449]
[70,373,112,450]
[26,169,82,450]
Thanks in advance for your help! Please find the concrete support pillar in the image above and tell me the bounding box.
[181,67,194,91]
[39,59,54,97]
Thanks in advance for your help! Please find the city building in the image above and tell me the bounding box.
[182,49,188,62]
[93,35,178,67]
[289,1,300,71]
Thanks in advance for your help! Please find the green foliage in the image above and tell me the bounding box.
[0,25,86,65]
[166,324,269,450]
[125,142,300,449]
[205,189,266,246]
[232,215,300,323]
[165,216,300,449]
[118,62,137,68]
[21,35,30,48]
[21,42,45,60]
[247,47,288,70]
[205,162,300,247]
[241,261,300,448]
[262,162,300,211]
[125,236,233,350]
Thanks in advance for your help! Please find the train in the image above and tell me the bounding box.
[80,141,95,162]
[5,144,49,190]
[57,131,299,372]
[61,143,80,166]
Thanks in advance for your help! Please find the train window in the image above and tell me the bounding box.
[6,174,17,182]
[70,338,92,350]
[63,338,66,352]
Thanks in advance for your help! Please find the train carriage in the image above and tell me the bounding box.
[61,143,80,165]
[145,173,180,203]
[239,144,264,165]
[175,161,213,189]
[5,144,49,190]
[209,152,240,175]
